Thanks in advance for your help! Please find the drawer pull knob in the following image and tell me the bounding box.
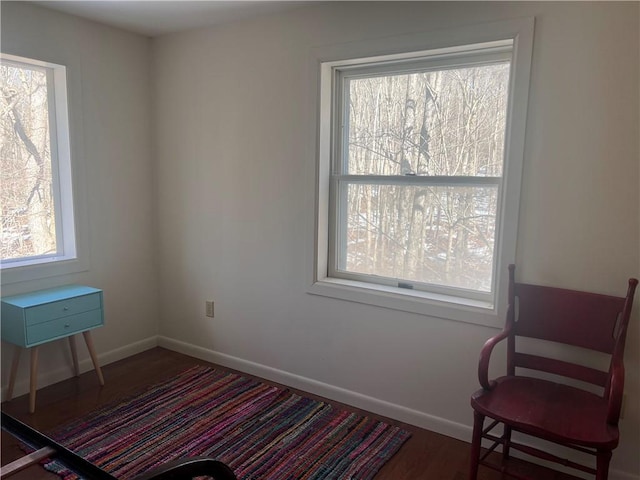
[64,323,70,328]
[63,306,70,311]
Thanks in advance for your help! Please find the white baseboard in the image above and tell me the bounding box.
[157,336,639,480]
[2,336,158,401]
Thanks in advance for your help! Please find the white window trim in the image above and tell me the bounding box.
[308,18,535,328]
[1,53,89,285]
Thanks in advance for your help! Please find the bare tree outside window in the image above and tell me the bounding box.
[1,61,57,262]
[333,60,511,294]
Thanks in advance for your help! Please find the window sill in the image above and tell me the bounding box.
[308,277,502,328]
[1,256,89,285]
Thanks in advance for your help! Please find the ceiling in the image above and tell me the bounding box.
[32,1,317,37]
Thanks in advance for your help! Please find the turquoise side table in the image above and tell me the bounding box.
[1,285,105,413]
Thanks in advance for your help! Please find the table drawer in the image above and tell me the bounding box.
[25,293,101,326]
[26,309,102,345]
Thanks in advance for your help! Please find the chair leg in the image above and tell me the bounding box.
[596,450,611,480]
[468,411,485,480]
[502,425,512,461]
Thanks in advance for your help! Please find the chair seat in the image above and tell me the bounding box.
[471,376,619,449]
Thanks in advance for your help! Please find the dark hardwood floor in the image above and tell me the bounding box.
[1,347,580,480]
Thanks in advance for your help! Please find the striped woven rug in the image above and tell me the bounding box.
[42,366,411,479]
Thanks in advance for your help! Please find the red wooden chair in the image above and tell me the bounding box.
[469,265,637,480]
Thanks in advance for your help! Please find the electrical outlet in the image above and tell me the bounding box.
[205,301,214,318]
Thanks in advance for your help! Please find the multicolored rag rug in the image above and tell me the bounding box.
[41,366,411,479]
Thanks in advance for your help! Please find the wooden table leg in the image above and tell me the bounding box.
[68,336,80,377]
[29,347,39,414]
[82,331,104,386]
[6,347,22,401]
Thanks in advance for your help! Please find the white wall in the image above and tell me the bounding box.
[153,2,639,478]
[1,2,638,478]
[1,3,159,392]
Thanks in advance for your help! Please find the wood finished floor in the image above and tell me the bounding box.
[1,347,580,480]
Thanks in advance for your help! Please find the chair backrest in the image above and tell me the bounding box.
[506,265,637,389]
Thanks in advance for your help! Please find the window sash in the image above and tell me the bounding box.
[332,175,501,186]
[0,54,76,268]
[328,46,512,302]
[329,179,501,302]
[334,50,512,178]
[331,44,512,79]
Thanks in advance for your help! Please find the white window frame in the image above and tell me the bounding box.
[309,18,534,327]
[1,53,88,284]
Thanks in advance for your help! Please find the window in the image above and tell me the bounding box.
[1,53,79,277]
[311,20,534,325]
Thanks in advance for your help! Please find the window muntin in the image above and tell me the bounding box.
[1,54,76,269]
[329,47,512,303]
